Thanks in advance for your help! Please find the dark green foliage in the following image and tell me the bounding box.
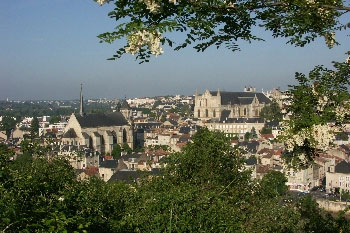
[49,115,61,124]
[260,101,283,121]
[250,127,257,138]
[97,0,346,63]
[122,143,132,154]
[2,129,350,232]
[180,104,191,117]
[112,144,122,160]
[261,125,273,134]
[30,117,39,138]
[260,170,288,198]
[244,132,251,141]
[0,116,17,139]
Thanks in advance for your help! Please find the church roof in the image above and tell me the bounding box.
[120,100,130,109]
[62,128,78,138]
[209,91,271,105]
[335,160,350,174]
[75,112,128,128]
[100,159,118,169]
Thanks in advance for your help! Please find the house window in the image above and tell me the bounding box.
[213,110,216,117]
[198,110,200,117]
[206,109,208,117]
[244,108,247,115]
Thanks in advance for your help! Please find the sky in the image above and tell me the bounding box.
[0,0,349,100]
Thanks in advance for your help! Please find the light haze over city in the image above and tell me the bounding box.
[0,0,349,100]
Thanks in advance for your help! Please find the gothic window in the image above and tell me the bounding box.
[213,110,216,117]
[255,109,259,116]
[198,110,200,117]
[206,109,208,117]
[89,136,93,149]
[238,108,241,116]
[200,101,201,107]
[123,129,127,143]
[205,99,207,106]
[244,108,247,115]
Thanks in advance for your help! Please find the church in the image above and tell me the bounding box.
[194,87,271,121]
[62,85,133,155]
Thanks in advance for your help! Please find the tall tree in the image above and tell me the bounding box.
[0,116,16,139]
[260,101,283,121]
[30,117,39,138]
[111,144,122,159]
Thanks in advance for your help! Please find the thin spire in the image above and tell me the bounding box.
[79,83,84,116]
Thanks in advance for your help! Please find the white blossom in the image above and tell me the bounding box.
[335,105,347,121]
[125,30,164,56]
[58,197,64,201]
[310,124,335,151]
[140,0,161,13]
[306,0,315,4]
[280,122,335,152]
[324,32,336,48]
[346,56,350,63]
[96,0,108,6]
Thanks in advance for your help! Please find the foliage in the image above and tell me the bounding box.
[0,116,17,139]
[180,104,191,117]
[96,0,349,62]
[30,116,39,138]
[250,127,257,138]
[160,114,167,122]
[279,55,350,166]
[2,129,350,232]
[260,170,288,197]
[122,143,132,154]
[261,125,272,134]
[112,144,122,160]
[49,115,61,125]
[260,101,283,121]
[244,131,251,141]
[297,195,339,233]
[148,144,170,152]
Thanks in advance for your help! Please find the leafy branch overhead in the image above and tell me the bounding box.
[95,0,350,62]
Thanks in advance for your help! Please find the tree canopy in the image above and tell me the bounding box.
[260,100,283,121]
[0,116,17,139]
[95,0,349,62]
[2,129,350,232]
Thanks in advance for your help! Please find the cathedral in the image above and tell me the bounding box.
[194,87,271,121]
[62,85,133,155]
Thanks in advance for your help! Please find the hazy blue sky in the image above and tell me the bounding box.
[0,0,349,100]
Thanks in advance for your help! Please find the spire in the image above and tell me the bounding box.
[195,89,198,97]
[217,88,220,96]
[79,83,84,116]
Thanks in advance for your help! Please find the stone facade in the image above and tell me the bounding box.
[203,118,265,138]
[194,89,271,120]
[62,112,133,155]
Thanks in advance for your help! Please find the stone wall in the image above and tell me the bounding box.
[315,198,350,214]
